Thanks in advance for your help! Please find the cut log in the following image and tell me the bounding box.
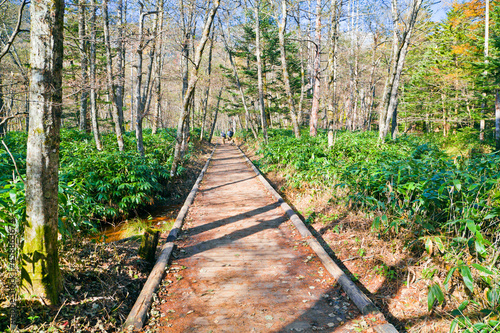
[138,228,159,264]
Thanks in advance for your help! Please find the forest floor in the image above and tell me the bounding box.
[242,145,458,333]
[0,141,213,333]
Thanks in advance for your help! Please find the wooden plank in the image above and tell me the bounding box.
[237,146,399,332]
[123,147,216,332]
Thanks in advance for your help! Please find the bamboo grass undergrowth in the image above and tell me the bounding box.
[248,128,500,332]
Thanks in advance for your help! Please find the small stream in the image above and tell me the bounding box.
[97,205,181,243]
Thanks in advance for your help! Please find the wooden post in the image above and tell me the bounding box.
[138,228,160,264]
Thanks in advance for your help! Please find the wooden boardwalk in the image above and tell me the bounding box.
[146,144,387,332]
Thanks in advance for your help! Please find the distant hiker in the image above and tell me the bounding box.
[227,129,234,143]
[221,131,226,144]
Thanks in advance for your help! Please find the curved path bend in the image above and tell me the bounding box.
[149,144,388,333]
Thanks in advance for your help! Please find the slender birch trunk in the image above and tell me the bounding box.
[134,7,157,156]
[379,0,423,142]
[200,30,214,141]
[171,0,220,177]
[327,0,339,146]
[0,74,3,135]
[278,0,300,138]
[255,0,268,142]
[103,0,124,151]
[134,11,145,155]
[116,0,125,131]
[89,0,102,150]
[480,0,489,141]
[495,90,500,151]
[152,0,165,134]
[78,0,88,132]
[310,0,321,137]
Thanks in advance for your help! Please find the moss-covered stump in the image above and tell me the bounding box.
[138,229,160,264]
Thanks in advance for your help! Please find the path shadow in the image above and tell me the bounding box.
[181,214,288,258]
[200,176,257,192]
[185,203,280,237]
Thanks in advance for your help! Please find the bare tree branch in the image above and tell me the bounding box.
[0,111,27,127]
[1,139,26,183]
[0,0,29,62]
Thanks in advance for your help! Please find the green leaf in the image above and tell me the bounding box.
[0,198,8,208]
[459,265,474,293]
[484,212,497,219]
[428,284,444,311]
[432,284,445,304]
[449,319,458,333]
[425,237,433,254]
[474,240,487,257]
[465,219,476,233]
[487,288,499,306]
[452,179,461,192]
[9,190,16,204]
[434,237,445,252]
[427,286,436,312]
[458,300,469,311]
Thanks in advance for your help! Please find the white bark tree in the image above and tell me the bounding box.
[171,0,220,177]
[103,0,125,151]
[310,0,321,137]
[378,0,423,142]
[277,0,300,138]
[255,0,268,142]
[22,0,65,305]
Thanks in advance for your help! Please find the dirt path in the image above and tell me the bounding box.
[148,145,381,332]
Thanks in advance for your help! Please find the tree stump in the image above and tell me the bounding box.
[138,228,160,264]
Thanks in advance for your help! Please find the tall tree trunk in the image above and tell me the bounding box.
[380,0,423,142]
[137,48,155,156]
[255,0,268,142]
[134,7,156,157]
[310,0,321,137]
[295,6,306,126]
[116,0,125,131]
[103,0,125,151]
[278,0,300,138]
[366,33,380,131]
[200,29,214,141]
[171,0,220,177]
[134,11,145,156]
[495,90,500,151]
[480,0,489,142]
[181,36,190,99]
[441,93,447,137]
[378,0,400,140]
[130,64,135,131]
[178,1,194,156]
[152,0,164,135]
[327,0,339,146]
[391,100,398,139]
[0,74,4,136]
[78,0,88,132]
[23,0,64,305]
[89,0,102,150]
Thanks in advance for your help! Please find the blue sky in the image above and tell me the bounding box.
[430,0,450,22]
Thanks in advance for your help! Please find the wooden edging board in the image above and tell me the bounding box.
[237,146,399,333]
[123,146,216,332]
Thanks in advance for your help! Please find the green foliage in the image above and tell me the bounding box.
[0,128,182,260]
[221,5,301,118]
[254,129,500,330]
